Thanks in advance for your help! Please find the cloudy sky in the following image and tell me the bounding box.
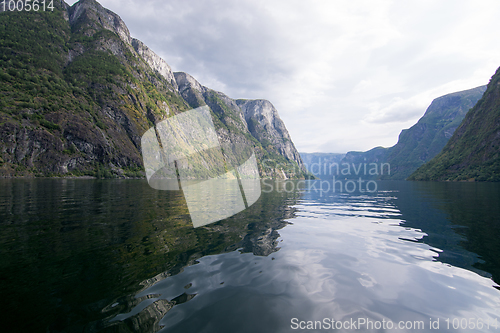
[67,0,500,153]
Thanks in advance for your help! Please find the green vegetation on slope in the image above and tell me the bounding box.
[327,86,486,181]
[0,5,189,177]
[383,85,486,180]
[409,67,500,182]
[0,1,306,179]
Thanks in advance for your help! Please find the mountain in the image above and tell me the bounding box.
[384,85,486,179]
[237,99,305,173]
[409,68,500,181]
[325,86,486,180]
[339,147,390,179]
[299,152,345,178]
[173,72,305,177]
[0,0,306,179]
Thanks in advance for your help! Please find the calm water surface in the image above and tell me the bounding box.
[0,179,500,332]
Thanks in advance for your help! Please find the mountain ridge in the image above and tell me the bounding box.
[409,68,500,181]
[383,85,487,179]
[300,86,486,180]
[0,0,306,178]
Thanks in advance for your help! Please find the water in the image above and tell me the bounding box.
[0,179,500,332]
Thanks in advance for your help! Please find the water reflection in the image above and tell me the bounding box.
[1,180,500,332]
[376,181,500,283]
[101,180,500,333]
[0,179,298,332]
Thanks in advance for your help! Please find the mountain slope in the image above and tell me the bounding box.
[409,68,500,181]
[237,99,305,173]
[173,72,305,177]
[299,152,345,177]
[384,85,486,179]
[0,0,306,178]
[340,147,389,179]
[326,86,486,180]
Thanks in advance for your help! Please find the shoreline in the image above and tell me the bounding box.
[0,175,145,180]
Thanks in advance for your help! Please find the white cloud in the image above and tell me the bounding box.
[65,0,500,153]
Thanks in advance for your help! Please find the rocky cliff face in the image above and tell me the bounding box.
[237,99,305,172]
[385,85,486,179]
[409,68,500,181]
[323,86,486,180]
[172,72,305,177]
[132,38,178,91]
[68,0,131,45]
[0,0,306,178]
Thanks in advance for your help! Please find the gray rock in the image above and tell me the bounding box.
[238,99,305,171]
[132,38,178,91]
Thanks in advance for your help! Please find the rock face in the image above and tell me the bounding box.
[0,0,306,178]
[132,38,178,91]
[322,86,486,180]
[237,99,305,171]
[171,72,305,177]
[68,0,132,45]
[385,85,486,179]
[174,72,208,107]
[409,68,500,181]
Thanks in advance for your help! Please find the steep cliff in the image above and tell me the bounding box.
[173,71,305,177]
[237,99,305,172]
[385,85,486,179]
[409,68,500,181]
[0,0,306,178]
[321,86,486,180]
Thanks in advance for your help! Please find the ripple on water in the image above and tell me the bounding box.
[106,193,500,333]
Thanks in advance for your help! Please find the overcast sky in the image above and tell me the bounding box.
[67,0,500,153]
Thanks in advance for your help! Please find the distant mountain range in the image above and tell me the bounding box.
[299,152,345,178]
[301,85,487,180]
[0,0,306,178]
[409,68,500,181]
